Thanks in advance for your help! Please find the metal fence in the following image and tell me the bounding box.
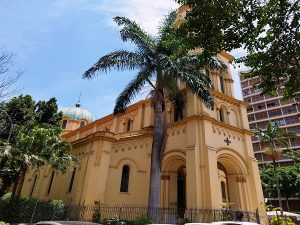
[33,204,258,224]
[1,202,259,224]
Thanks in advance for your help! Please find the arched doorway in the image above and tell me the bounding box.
[217,162,229,203]
[217,149,250,211]
[161,151,186,214]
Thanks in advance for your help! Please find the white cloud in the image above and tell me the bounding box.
[53,0,179,35]
[101,0,179,35]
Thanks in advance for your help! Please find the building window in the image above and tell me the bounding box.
[282,105,297,114]
[219,109,225,122]
[268,109,282,118]
[255,104,266,110]
[30,175,38,197]
[287,126,300,134]
[174,106,183,122]
[248,114,255,122]
[47,171,55,194]
[285,116,299,125]
[126,119,132,132]
[68,168,76,192]
[255,112,268,120]
[62,120,67,129]
[80,121,85,127]
[253,143,261,152]
[247,107,253,113]
[220,76,225,93]
[120,165,130,192]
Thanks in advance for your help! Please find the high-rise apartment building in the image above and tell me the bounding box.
[240,72,300,166]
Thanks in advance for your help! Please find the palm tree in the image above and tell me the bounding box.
[83,12,226,219]
[253,121,296,209]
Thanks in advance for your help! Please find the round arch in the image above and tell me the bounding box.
[162,149,186,172]
[216,147,247,175]
[216,147,249,210]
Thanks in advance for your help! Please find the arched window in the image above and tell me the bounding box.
[30,175,37,197]
[80,121,85,127]
[62,120,68,129]
[174,106,183,122]
[126,119,132,131]
[220,76,225,93]
[219,108,225,122]
[47,171,55,194]
[120,165,130,192]
[68,168,76,192]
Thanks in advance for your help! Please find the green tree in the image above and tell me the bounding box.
[83,13,226,220]
[254,121,296,209]
[260,164,300,211]
[175,0,300,100]
[0,95,76,196]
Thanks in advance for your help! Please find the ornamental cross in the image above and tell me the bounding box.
[224,137,231,146]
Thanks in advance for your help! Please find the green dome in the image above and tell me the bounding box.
[61,103,94,122]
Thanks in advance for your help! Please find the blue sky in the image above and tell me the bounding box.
[0,0,244,119]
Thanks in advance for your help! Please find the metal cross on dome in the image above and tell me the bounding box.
[224,137,231,146]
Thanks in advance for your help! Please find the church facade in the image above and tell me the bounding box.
[20,52,265,219]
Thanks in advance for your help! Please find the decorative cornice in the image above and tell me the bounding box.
[185,115,252,135]
[219,51,235,61]
[62,99,151,139]
[212,90,249,107]
[70,131,115,147]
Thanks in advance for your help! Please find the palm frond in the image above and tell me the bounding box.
[157,54,214,109]
[206,56,227,71]
[83,50,143,79]
[157,10,178,38]
[177,68,214,109]
[178,54,227,71]
[114,16,156,55]
[113,67,153,114]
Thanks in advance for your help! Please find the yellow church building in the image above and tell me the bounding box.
[20,52,266,222]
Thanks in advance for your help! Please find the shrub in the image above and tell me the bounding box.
[104,216,127,225]
[0,221,8,225]
[270,216,296,225]
[133,215,153,225]
[0,195,66,223]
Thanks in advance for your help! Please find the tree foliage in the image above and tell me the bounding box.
[0,95,76,195]
[253,121,296,149]
[175,0,300,100]
[253,121,297,209]
[260,164,300,200]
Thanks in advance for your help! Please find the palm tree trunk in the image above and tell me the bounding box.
[271,141,282,209]
[148,91,164,221]
[286,197,290,211]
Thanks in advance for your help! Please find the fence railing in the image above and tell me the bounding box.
[0,201,259,224]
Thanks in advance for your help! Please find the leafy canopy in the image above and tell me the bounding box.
[175,0,300,100]
[0,95,76,191]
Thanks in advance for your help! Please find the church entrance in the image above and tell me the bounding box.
[161,152,186,217]
[217,152,250,211]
